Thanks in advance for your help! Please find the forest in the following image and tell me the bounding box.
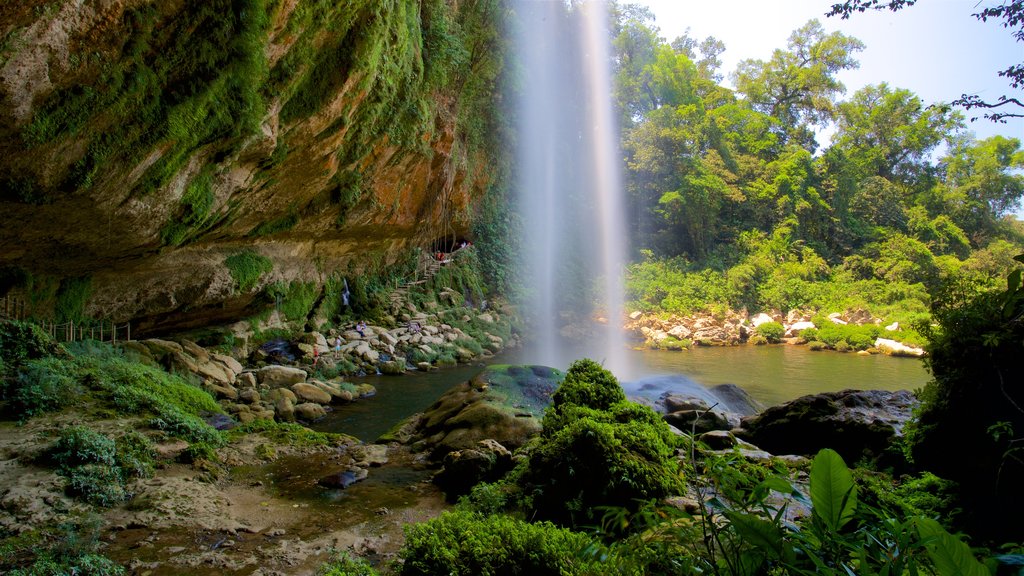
[612,7,1024,337]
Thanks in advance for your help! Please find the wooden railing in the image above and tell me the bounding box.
[1,295,131,343]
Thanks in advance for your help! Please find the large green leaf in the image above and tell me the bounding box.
[809,448,857,532]
[724,510,785,560]
[915,518,990,576]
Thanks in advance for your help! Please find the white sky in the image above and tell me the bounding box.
[636,0,1024,143]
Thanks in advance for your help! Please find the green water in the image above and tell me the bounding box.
[316,346,931,441]
[623,345,931,407]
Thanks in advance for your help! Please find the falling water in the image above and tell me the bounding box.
[513,1,629,375]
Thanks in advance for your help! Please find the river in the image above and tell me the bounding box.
[315,345,931,441]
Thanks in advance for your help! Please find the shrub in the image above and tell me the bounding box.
[316,552,378,576]
[755,321,785,343]
[51,426,116,469]
[400,510,600,576]
[0,320,63,368]
[63,464,129,507]
[7,357,81,418]
[549,358,625,413]
[50,426,135,507]
[114,430,155,479]
[807,340,827,351]
[748,334,768,346]
[149,407,223,446]
[835,339,851,352]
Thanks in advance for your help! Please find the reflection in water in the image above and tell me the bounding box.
[316,346,930,442]
[623,345,931,407]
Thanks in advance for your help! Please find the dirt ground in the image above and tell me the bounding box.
[0,417,449,575]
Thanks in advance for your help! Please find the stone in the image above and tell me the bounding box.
[196,359,234,385]
[629,310,643,320]
[235,371,258,389]
[291,382,333,404]
[239,388,260,403]
[212,353,244,375]
[352,444,389,467]
[207,383,238,401]
[180,339,210,363]
[667,324,692,339]
[433,439,514,498]
[294,402,326,421]
[885,322,899,331]
[257,365,308,387]
[785,321,816,338]
[355,384,376,398]
[708,383,762,416]
[750,312,775,327]
[142,339,184,358]
[476,313,494,323]
[664,409,732,434]
[380,359,407,375]
[736,389,918,465]
[874,338,924,357]
[698,430,738,450]
[318,467,369,489]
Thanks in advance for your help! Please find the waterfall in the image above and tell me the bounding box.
[512,1,629,375]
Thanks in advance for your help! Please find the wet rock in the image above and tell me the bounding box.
[708,383,761,416]
[736,389,917,465]
[698,430,738,450]
[318,467,369,489]
[664,409,731,434]
[352,444,389,467]
[433,439,513,498]
[204,413,236,431]
[874,338,925,357]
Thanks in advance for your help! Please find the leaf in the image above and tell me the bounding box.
[809,448,857,532]
[759,475,796,494]
[723,510,785,559]
[915,517,989,576]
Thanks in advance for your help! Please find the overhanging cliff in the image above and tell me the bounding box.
[0,0,508,334]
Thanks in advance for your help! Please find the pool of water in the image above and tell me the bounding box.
[315,346,931,440]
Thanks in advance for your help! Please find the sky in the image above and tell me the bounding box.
[635,0,1024,213]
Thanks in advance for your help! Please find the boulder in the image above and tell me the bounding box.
[667,325,692,339]
[213,353,244,375]
[698,430,738,450]
[235,372,258,389]
[750,313,775,327]
[399,365,558,460]
[352,444,389,467]
[874,338,925,357]
[664,409,732,434]
[708,383,762,416]
[239,388,260,404]
[432,439,514,498]
[195,359,234,385]
[785,321,816,338]
[207,383,238,401]
[180,339,210,363]
[257,365,307,387]
[736,389,918,465]
[885,322,899,331]
[294,402,327,421]
[142,339,184,358]
[292,383,333,405]
[380,359,407,375]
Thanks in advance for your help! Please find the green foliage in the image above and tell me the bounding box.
[906,255,1024,543]
[22,0,270,196]
[48,426,152,507]
[231,420,347,448]
[754,321,784,343]
[399,510,600,576]
[266,281,319,323]
[6,357,82,418]
[1,517,125,575]
[225,251,273,293]
[0,320,63,369]
[250,209,299,237]
[54,276,92,324]
[160,169,216,247]
[809,448,857,531]
[548,358,627,413]
[316,552,379,576]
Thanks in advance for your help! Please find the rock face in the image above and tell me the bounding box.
[0,2,503,335]
[736,389,918,465]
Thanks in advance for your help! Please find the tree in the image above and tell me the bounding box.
[733,19,864,148]
[827,0,1024,122]
[832,83,962,184]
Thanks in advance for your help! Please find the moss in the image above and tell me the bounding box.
[160,169,217,246]
[249,208,299,237]
[231,419,352,447]
[54,276,92,324]
[266,281,320,323]
[225,251,273,293]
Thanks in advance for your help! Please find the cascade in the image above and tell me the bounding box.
[512,1,629,375]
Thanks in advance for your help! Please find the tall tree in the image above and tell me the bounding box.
[733,19,864,148]
[832,83,962,184]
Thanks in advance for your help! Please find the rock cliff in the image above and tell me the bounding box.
[0,0,506,335]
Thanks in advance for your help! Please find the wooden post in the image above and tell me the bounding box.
[126,322,131,342]
[112,324,117,345]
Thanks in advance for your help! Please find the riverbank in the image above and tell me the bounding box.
[624,307,927,357]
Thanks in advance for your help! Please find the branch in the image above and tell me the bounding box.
[949,93,1024,123]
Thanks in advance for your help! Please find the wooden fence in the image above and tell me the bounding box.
[1,296,131,343]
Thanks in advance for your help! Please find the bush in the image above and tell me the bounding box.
[748,334,768,346]
[549,358,625,413]
[7,357,82,418]
[807,340,827,351]
[50,426,136,507]
[754,321,785,343]
[316,552,378,576]
[834,339,851,352]
[0,320,63,369]
[63,464,129,507]
[224,250,273,292]
[400,510,600,576]
[51,426,116,469]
